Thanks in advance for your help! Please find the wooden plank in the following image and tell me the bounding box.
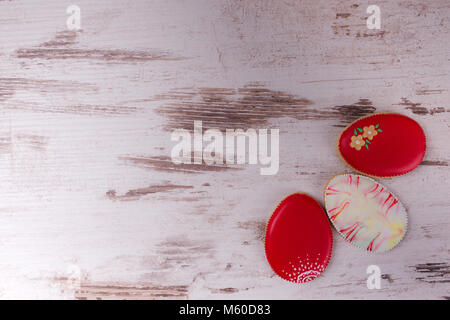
[0,0,448,299]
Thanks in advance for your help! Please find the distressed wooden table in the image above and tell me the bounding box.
[0,0,448,299]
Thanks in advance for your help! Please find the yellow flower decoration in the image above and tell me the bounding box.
[350,135,365,150]
[362,125,378,140]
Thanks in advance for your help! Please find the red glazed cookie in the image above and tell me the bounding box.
[265,193,333,283]
[338,113,426,177]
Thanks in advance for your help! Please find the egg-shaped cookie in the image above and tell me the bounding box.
[265,193,333,283]
[324,174,407,252]
[338,113,426,177]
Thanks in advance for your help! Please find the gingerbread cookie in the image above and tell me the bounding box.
[337,113,426,177]
[265,193,333,283]
[324,174,407,253]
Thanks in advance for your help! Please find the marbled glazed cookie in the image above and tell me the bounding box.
[265,193,333,283]
[338,113,426,177]
[324,174,407,252]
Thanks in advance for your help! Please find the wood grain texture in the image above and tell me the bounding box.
[0,0,448,299]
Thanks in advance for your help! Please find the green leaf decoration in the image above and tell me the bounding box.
[377,129,383,132]
[375,124,379,128]
[357,127,363,133]
[365,144,369,150]
[354,129,357,135]
[365,139,371,144]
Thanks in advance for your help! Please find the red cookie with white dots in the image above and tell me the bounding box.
[338,113,426,177]
[265,193,333,283]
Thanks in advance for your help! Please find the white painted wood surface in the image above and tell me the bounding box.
[0,0,448,299]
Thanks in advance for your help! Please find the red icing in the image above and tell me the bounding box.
[338,113,426,177]
[265,193,333,283]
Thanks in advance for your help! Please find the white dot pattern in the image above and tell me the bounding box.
[280,254,326,283]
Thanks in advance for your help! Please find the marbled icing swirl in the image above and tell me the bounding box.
[324,174,407,252]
